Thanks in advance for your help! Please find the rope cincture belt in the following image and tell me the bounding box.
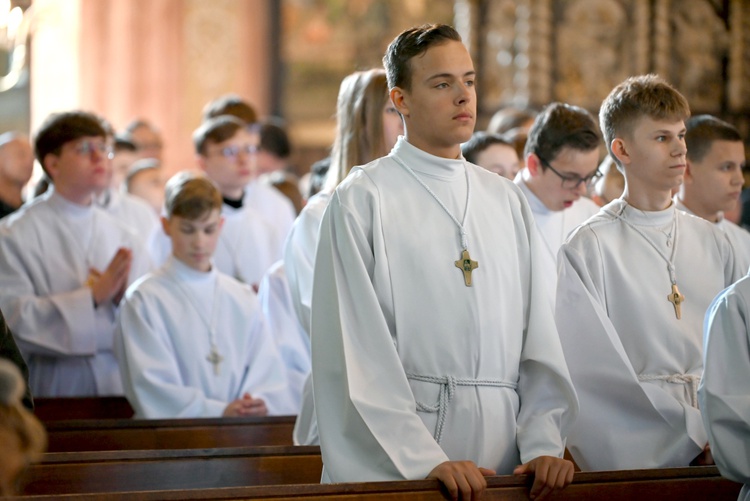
[406,374,518,444]
[637,373,701,408]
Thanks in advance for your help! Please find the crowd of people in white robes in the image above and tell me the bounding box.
[1,21,750,501]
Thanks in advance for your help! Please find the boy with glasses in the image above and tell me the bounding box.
[514,102,602,306]
[556,75,742,470]
[0,111,151,397]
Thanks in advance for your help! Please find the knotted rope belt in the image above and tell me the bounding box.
[637,373,701,408]
[406,374,517,443]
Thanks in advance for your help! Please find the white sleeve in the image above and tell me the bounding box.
[699,282,750,485]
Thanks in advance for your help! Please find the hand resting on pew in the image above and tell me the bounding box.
[223,392,268,417]
[513,455,575,500]
[427,460,495,501]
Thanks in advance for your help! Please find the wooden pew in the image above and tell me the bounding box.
[19,446,322,496]
[34,397,135,421]
[44,416,296,452]
[12,466,742,500]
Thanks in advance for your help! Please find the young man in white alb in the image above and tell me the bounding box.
[514,102,601,307]
[0,111,151,397]
[675,114,750,274]
[311,24,577,501]
[556,75,742,471]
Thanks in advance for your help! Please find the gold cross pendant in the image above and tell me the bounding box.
[667,283,685,320]
[454,249,478,287]
[206,346,224,376]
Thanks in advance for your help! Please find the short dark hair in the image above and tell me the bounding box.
[193,115,247,155]
[113,135,137,153]
[34,111,106,169]
[599,74,690,167]
[461,132,514,164]
[202,94,258,125]
[383,24,462,91]
[685,115,743,163]
[524,102,601,168]
[258,118,291,159]
[164,171,222,220]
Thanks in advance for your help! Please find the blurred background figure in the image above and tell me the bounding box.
[124,158,164,214]
[461,131,520,180]
[0,133,34,219]
[110,135,138,192]
[590,156,625,207]
[0,359,46,496]
[124,119,164,162]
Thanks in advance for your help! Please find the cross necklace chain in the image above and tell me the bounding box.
[170,270,224,374]
[393,156,478,287]
[609,206,685,319]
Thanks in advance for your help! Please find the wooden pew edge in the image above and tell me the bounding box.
[10,465,737,501]
[43,415,298,431]
[40,445,321,463]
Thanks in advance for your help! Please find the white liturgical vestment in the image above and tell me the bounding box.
[257,260,311,412]
[149,201,281,289]
[116,257,296,418]
[97,189,159,248]
[245,179,296,245]
[674,197,750,276]
[556,199,740,471]
[283,191,329,445]
[699,275,750,501]
[311,138,578,483]
[514,177,599,307]
[0,189,152,397]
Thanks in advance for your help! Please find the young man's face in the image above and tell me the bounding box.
[615,117,687,194]
[474,143,520,180]
[0,138,34,186]
[528,147,600,211]
[199,128,257,199]
[685,140,745,216]
[44,135,111,204]
[162,209,223,272]
[391,40,476,158]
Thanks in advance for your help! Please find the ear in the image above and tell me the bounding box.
[526,153,542,177]
[43,153,59,181]
[610,138,630,166]
[684,160,694,184]
[390,87,409,117]
[160,216,171,237]
[196,154,208,172]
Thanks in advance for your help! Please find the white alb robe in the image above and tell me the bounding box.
[97,189,159,247]
[556,199,741,470]
[514,177,599,307]
[0,189,152,397]
[312,138,578,483]
[245,179,296,246]
[257,260,311,412]
[149,201,281,288]
[699,275,750,501]
[674,198,750,276]
[116,257,296,418]
[283,191,329,445]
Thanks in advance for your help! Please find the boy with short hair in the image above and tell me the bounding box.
[312,24,577,500]
[116,172,294,418]
[514,102,602,305]
[556,75,742,470]
[676,115,750,273]
[0,111,151,397]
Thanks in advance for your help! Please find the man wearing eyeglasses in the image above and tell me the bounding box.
[0,111,152,397]
[513,102,602,306]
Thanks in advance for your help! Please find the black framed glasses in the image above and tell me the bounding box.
[74,140,114,159]
[536,152,602,189]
